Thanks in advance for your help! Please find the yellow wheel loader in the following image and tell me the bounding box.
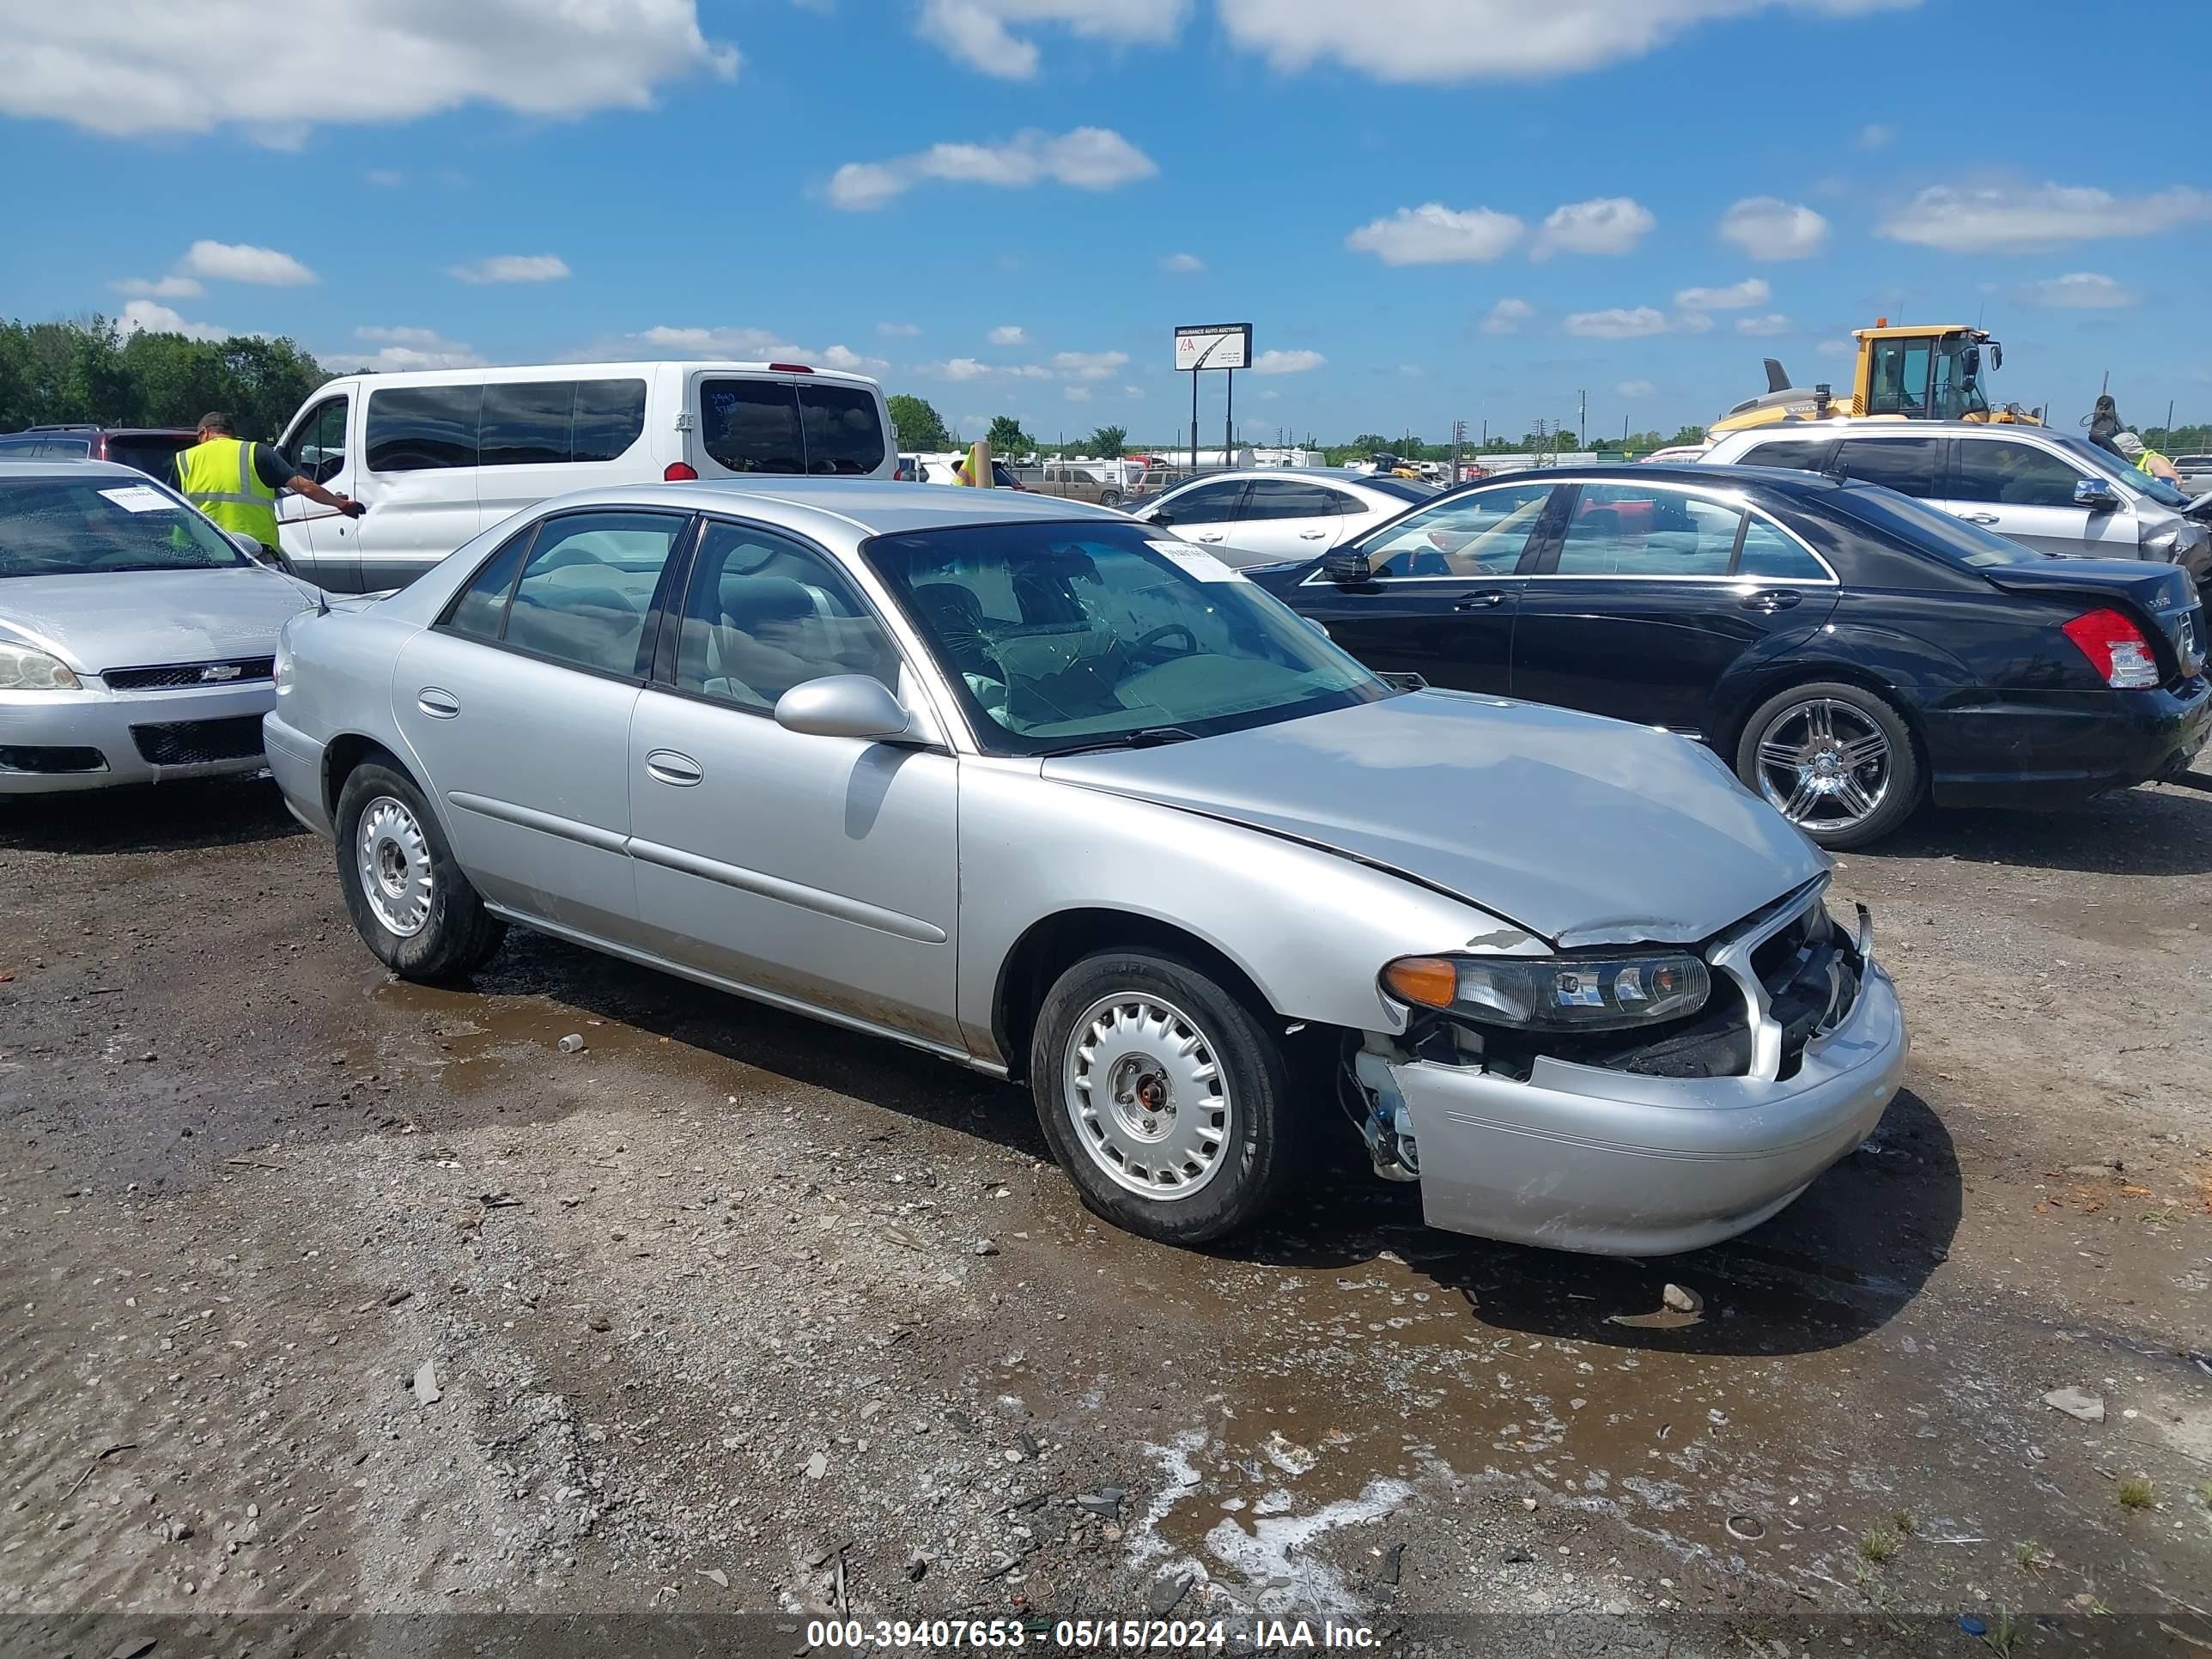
[1711,322,2043,437]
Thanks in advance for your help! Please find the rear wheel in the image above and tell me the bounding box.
[336,760,506,980]
[1735,681,1921,850]
[1030,950,1301,1246]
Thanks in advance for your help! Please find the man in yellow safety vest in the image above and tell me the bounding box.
[173,410,362,560]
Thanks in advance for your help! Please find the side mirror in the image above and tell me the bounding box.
[1962,344,1981,382]
[1147,507,1172,526]
[1321,548,1372,585]
[1301,615,1333,641]
[228,530,266,559]
[2075,478,2120,512]
[774,674,914,742]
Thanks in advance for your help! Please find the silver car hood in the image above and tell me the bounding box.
[0,567,316,672]
[1041,690,1829,949]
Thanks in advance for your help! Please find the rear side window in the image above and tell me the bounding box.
[501,511,688,676]
[573,379,648,463]
[1242,479,1346,520]
[1741,439,1832,472]
[797,383,885,476]
[1836,437,1942,499]
[443,526,536,641]
[479,379,649,468]
[1554,484,1739,576]
[366,385,483,472]
[1736,520,1828,580]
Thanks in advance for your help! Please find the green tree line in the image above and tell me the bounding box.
[1,316,329,443]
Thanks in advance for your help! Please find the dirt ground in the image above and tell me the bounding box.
[3,771,2210,1656]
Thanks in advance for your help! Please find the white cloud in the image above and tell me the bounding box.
[118,301,226,342]
[0,0,738,138]
[1563,306,1670,340]
[1398,364,1423,377]
[2019,271,2141,309]
[1718,197,1829,260]
[1815,337,1853,357]
[1880,182,2212,252]
[1674,276,1771,311]
[1051,349,1130,380]
[1219,0,1918,83]
[349,325,484,371]
[989,325,1028,344]
[1160,252,1206,274]
[1346,203,1523,265]
[1481,296,1533,334]
[923,357,1052,381]
[180,240,318,286]
[112,275,205,299]
[365,168,406,187]
[821,343,890,371]
[1064,385,1093,402]
[450,253,570,284]
[1735,313,1793,336]
[1532,196,1654,258]
[938,357,992,381]
[915,0,1188,78]
[1121,384,1144,398]
[1856,122,1893,149]
[878,321,922,337]
[615,325,881,370]
[1617,379,1655,398]
[1252,349,1325,374]
[828,126,1155,209]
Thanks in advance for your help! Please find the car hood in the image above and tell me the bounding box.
[1041,690,1829,948]
[0,566,316,672]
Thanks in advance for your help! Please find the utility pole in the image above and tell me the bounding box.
[1450,418,1465,483]
[1578,388,1587,452]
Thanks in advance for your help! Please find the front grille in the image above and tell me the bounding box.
[0,744,107,775]
[104,657,274,691]
[130,716,266,767]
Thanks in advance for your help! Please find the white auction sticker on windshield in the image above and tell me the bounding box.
[1147,540,1248,582]
[98,485,176,514]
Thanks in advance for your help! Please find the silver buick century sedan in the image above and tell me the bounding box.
[266,480,1907,1255]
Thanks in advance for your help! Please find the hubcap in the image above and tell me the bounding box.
[1063,993,1231,1200]
[356,795,434,938]
[1753,698,1892,832]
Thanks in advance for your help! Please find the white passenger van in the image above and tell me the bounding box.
[274,361,894,591]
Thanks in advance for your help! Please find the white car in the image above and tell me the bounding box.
[1127,469,1436,567]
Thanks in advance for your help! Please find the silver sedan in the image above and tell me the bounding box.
[1,460,317,793]
[265,480,1907,1255]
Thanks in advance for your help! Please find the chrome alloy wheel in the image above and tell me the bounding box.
[356,795,434,939]
[1752,697,1893,834]
[1063,993,1231,1200]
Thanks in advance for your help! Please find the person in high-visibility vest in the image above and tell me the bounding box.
[173,410,362,559]
[2113,430,2181,484]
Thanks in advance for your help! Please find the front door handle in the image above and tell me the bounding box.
[416,688,460,719]
[1297,529,1330,540]
[645,749,704,787]
[1452,591,1507,611]
[1193,530,1226,544]
[1962,513,2001,525]
[1739,589,1804,612]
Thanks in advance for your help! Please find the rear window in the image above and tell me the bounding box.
[1828,484,2048,568]
[699,379,884,477]
[0,436,93,459]
[366,384,484,472]
[103,435,195,478]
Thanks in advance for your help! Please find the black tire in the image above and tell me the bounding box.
[1734,679,1922,851]
[335,758,507,981]
[1099,489,1123,509]
[1029,949,1303,1246]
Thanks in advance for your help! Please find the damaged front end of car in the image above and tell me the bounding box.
[1340,877,1908,1255]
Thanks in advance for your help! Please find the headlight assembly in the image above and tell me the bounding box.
[1382,951,1711,1031]
[0,641,82,690]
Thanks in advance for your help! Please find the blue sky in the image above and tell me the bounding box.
[3,0,2207,446]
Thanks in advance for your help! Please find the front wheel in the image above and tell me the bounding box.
[336,760,507,980]
[1030,951,1302,1246]
[1735,681,1921,850]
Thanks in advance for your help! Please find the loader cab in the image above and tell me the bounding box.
[1859,325,1998,422]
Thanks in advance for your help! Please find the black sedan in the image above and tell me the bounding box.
[1249,464,2211,848]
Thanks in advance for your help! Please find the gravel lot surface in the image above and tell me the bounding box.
[3,775,2209,1656]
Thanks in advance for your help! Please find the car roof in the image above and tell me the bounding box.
[313,359,883,391]
[541,477,1133,541]
[0,458,150,481]
[1164,467,1379,484]
[1441,461,1845,498]
[1718,418,2063,440]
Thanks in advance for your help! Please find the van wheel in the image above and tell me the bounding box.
[1030,951,1302,1246]
[336,761,507,981]
[1735,681,1920,850]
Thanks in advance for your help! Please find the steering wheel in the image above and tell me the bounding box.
[1136,623,1199,658]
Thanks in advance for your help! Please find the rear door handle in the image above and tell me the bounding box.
[416,688,460,719]
[645,749,704,787]
[1962,513,2000,525]
[1193,531,1227,544]
[1452,591,1507,611]
[1297,529,1330,540]
[1739,589,1804,612]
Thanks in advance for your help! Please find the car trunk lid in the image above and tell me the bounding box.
[1982,558,2203,679]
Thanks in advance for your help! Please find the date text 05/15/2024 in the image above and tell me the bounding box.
[804,1618,1382,1650]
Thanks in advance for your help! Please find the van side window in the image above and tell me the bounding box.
[365,385,483,472]
[701,381,805,474]
[572,379,648,463]
[797,384,887,476]
[478,379,648,468]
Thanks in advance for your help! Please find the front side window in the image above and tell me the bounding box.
[1361,482,1556,578]
[796,384,886,476]
[864,520,1386,752]
[1835,437,1942,499]
[0,476,250,577]
[1157,480,1247,524]
[365,385,483,473]
[286,397,349,483]
[700,380,805,474]
[1554,483,1740,576]
[674,520,899,711]
[499,511,687,676]
[1952,440,2089,509]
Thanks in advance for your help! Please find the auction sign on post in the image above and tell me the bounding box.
[1175,323,1254,469]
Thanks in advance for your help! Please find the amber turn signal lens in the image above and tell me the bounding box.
[1382,956,1459,1009]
